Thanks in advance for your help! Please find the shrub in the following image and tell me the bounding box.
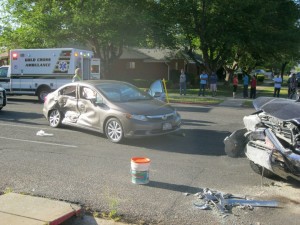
[131,79,151,88]
[164,80,174,89]
[256,75,265,82]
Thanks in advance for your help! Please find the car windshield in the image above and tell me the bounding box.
[95,82,152,102]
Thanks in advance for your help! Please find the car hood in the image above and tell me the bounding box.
[253,97,300,121]
[114,99,175,115]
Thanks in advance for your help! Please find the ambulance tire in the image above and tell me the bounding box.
[38,87,51,103]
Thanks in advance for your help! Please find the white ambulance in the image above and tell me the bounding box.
[0,48,101,102]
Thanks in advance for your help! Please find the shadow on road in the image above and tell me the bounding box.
[0,110,44,126]
[7,97,40,104]
[146,180,202,194]
[124,128,230,156]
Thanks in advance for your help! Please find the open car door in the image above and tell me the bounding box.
[148,80,166,102]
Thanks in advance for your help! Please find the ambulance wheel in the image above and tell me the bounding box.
[49,109,62,128]
[38,87,51,103]
[105,118,124,143]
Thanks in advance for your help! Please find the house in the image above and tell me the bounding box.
[108,47,202,85]
[0,47,202,85]
[0,52,9,66]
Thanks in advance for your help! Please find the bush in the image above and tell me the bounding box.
[164,80,174,89]
[256,75,265,82]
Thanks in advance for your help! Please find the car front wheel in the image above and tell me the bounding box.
[49,109,62,128]
[105,118,124,143]
[249,161,275,178]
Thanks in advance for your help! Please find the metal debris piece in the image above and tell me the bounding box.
[193,187,278,215]
[223,199,278,208]
[194,202,210,210]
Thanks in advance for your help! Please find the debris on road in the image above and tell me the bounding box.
[36,130,53,136]
[190,187,278,216]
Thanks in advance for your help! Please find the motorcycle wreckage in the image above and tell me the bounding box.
[224,97,300,181]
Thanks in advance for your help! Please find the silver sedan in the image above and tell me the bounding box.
[43,80,181,143]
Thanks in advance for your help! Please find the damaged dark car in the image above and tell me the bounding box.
[224,97,300,182]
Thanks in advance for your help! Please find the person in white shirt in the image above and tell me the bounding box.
[273,73,282,97]
[179,69,187,95]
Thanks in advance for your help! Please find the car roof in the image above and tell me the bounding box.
[76,80,130,86]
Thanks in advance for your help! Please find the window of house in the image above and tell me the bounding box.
[127,62,135,69]
[175,62,178,70]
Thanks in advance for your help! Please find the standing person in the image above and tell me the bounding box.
[242,73,249,98]
[198,70,208,96]
[72,67,82,82]
[232,74,238,98]
[179,69,186,95]
[273,73,282,97]
[288,73,297,99]
[250,75,257,99]
[209,72,218,97]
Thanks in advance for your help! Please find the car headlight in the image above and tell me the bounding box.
[126,114,148,121]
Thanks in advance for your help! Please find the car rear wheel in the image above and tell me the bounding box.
[49,109,62,128]
[105,118,124,143]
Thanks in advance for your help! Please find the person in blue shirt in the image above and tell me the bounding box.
[242,73,249,98]
[198,70,208,96]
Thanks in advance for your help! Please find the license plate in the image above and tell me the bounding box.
[162,122,172,130]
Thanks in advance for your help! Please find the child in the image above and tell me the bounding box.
[250,75,257,99]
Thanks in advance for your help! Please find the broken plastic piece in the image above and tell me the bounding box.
[36,130,54,136]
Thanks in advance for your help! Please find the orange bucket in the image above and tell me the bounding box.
[131,157,151,184]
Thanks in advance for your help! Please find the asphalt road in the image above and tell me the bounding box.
[0,96,299,225]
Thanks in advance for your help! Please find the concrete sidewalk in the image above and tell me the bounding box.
[218,97,246,107]
[0,193,130,225]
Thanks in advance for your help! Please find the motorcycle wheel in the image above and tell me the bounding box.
[249,161,275,178]
[224,128,247,158]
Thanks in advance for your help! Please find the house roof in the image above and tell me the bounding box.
[120,47,203,64]
[120,47,180,62]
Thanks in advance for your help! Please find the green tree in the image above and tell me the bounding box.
[156,0,300,76]
[1,0,156,78]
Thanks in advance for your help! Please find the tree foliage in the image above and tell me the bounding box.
[1,0,300,77]
[156,0,300,74]
[1,0,157,77]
